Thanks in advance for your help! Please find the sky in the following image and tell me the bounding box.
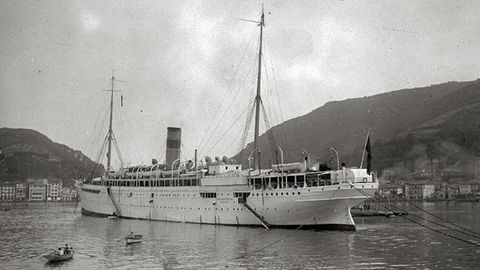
[1,0,480,169]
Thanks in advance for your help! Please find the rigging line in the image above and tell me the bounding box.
[154,136,167,162]
[352,185,480,243]
[218,120,244,159]
[264,29,289,150]
[230,224,305,261]
[260,99,278,164]
[407,198,480,239]
[237,99,256,155]
[380,196,480,240]
[199,29,262,155]
[199,51,260,155]
[86,134,109,180]
[86,98,110,159]
[377,183,480,238]
[198,27,258,149]
[223,98,254,157]
[202,101,255,160]
[115,99,127,161]
[263,28,281,120]
[264,66,279,128]
[112,132,125,167]
[198,54,260,156]
[261,47,280,127]
[117,100,131,164]
[400,214,480,247]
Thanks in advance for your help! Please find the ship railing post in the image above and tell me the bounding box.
[171,159,180,186]
[150,163,159,180]
[276,145,284,189]
[328,147,340,171]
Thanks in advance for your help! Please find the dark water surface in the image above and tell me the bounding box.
[1,202,479,269]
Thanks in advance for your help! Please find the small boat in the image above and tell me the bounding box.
[108,215,117,219]
[43,249,74,262]
[125,233,143,244]
[385,211,396,218]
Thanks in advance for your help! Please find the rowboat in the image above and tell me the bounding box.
[125,234,143,244]
[43,249,74,262]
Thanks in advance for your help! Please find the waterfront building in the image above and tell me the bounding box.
[47,181,62,201]
[61,187,78,201]
[405,184,423,200]
[422,184,435,199]
[458,184,472,195]
[432,184,446,200]
[15,183,27,201]
[379,183,404,199]
[0,184,16,201]
[28,182,47,201]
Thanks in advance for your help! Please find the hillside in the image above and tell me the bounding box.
[235,79,480,182]
[0,128,103,185]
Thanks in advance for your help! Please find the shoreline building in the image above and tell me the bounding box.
[15,183,27,201]
[0,183,15,201]
[28,179,48,201]
[61,187,78,201]
[47,181,62,201]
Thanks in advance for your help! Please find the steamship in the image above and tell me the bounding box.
[77,9,378,230]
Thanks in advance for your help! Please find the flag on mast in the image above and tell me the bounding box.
[366,135,372,174]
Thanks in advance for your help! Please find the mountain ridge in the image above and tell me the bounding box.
[0,127,103,184]
[235,79,480,182]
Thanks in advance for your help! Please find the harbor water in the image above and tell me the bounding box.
[1,202,479,269]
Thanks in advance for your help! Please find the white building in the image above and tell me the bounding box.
[15,183,27,201]
[61,187,78,201]
[47,181,62,201]
[0,184,15,201]
[29,184,46,201]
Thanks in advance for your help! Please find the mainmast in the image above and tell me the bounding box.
[106,75,115,173]
[253,7,265,171]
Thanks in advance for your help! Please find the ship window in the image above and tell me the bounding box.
[297,175,305,186]
[200,192,217,198]
[287,176,295,187]
[225,166,228,170]
[184,179,191,186]
[270,177,278,189]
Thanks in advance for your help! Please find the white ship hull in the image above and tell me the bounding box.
[77,181,377,230]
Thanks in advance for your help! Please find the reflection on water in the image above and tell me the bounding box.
[1,202,480,269]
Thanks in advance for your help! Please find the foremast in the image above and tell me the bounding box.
[104,73,124,174]
[106,75,115,173]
